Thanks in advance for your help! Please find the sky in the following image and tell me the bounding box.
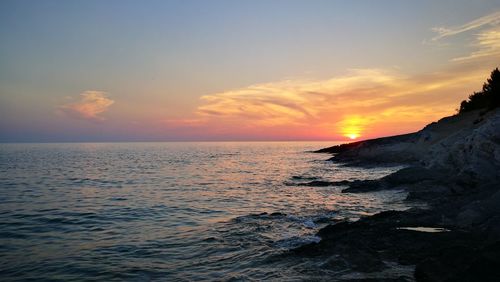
[1,0,500,142]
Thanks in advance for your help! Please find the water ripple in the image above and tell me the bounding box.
[0,142,409,281]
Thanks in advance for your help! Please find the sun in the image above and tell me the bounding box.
[347,133,359,140]
[338,115,366,141]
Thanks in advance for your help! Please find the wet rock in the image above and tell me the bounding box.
[483,190,500,215]
[415,241,500,282]
[342,179,382,193]
[342,167,446,194]
[315,133,419,165]
[342,247,387,272]
[456,207,483,227]
[291,206,499,279]
[405,183,451,202]
[481,216,500,240]
[383,167,444,185]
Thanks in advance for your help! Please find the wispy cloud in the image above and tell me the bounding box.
[431,11,500,63]
[452,27,500,62]
[431,11,500,41]
[60,91,114,121]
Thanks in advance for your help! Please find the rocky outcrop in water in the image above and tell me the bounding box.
[319,108,500,188]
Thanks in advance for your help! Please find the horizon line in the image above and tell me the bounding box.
[0,139,348,144]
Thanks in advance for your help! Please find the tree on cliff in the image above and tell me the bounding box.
[459,68,500,113]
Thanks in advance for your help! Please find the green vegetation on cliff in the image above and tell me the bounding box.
[459,68,500,113]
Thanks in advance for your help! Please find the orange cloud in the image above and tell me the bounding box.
[164,68,483,140]
[60,91,114,121]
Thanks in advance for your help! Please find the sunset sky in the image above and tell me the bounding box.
[1,0,500,142]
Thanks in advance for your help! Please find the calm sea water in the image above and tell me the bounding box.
[0,142,408,281]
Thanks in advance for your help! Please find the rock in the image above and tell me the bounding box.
[383,167,444,185]
[306,108,500,281]
[481,216,500,240]
[405,182,451,202]
[421,109,500,185]
[415,241,500,282]
[342,179,382,193]
[317,109,500,182]
[482,190,500,215]
[338,247,387,273]
[315,133,419,165]
[342,167,446,194]
[456,208,483,227]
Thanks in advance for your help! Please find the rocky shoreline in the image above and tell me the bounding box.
[290,109,500,281]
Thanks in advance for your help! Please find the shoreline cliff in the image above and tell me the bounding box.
[289,71,500,281]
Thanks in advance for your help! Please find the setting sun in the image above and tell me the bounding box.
[347,133,359,140]
[338,115,366,141]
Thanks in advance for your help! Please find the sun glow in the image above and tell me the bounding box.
[347,133,359,140]
[338,115,367,141]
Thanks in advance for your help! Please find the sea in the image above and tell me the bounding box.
[0,142,409,281]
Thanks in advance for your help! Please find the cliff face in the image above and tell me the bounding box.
[319,109,500,184]
[422,109,500,184]
[302,109,500,281]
